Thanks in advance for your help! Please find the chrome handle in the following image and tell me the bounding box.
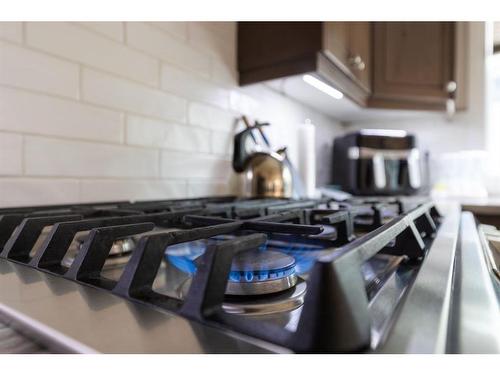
[348,55,366,71]
[372,153,387,189]
[407,149,422,189]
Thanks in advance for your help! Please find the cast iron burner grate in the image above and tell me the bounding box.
[0,195,440,353]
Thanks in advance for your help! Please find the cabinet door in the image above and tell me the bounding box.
[323,22,371,91]
[348,22,371,90]
[323,22,350,68]
[370,22,455,110]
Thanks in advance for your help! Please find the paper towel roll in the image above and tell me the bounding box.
[297,119,316,198]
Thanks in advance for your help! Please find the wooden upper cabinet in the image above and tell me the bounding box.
[237,22,466,112]
[370,22,458,110]
[238,22,322,85]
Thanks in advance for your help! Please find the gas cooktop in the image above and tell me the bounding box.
[0,196,498,353]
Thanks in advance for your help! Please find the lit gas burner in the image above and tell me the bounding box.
[226,249,297,296]
[165,239,299,296]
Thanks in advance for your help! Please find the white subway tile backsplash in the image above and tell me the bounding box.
[197,22,236,43]
[0,22,23,43]
[191,22,236,87]
[82,69,187,123]
[188,102,236,132]
[160,151,231,179]
[0,41,79,98]
[127,22,210,78]
[211,131,234,156]
[0,178,80,207]
[161,64,230,110]
[150,22,188,41]
[126,115,210,153]
[77,22,124,42]
[25,136,159,178]
[187,179,230,197]
[0,133,23,175]
[0,87,124,143]
[0,21,342,207]
[229,90,261,115]
[80,179,187,202]
[211,60,238,88]
[188,22,235,67]
[26,22,158,86]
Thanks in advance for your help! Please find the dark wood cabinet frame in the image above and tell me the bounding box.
[237,22,467,112]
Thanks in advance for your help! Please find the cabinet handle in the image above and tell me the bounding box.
[446,81,457,94]
[445,81,457,119]
[348,55,366,71]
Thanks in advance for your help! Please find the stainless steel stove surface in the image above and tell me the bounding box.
[0,196,498,353]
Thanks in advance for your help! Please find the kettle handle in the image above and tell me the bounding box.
[233,127,254,173]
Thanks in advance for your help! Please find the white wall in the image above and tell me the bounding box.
[345,22,487,157]
[486,23,500,165]
[0,22,342,207]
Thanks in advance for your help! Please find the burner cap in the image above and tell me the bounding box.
[229,250,296,282]
[225,274,298,296]
[226,250,297,296]
[223,278,306,315]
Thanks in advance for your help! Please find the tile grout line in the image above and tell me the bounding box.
[122,21,127,44]
[77,65,83,101]
[76,178,82,203]
[158,148,163,181]
[122,114,128,145]
[21,22,26,45]
[0,176,192,183]
[146,22,189,42]
[21,134,26,176]
[72,22,125,45]
[0,127,230,157]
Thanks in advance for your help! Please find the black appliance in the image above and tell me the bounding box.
[332,130,422,195]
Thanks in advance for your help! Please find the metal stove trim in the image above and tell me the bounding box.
[0,302,97,354]
[448,212,500,353]
[0,259,283,353]
[378,202,460,353]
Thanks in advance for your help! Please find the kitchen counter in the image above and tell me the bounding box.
[432,196,500,215]
[461,198,500,215]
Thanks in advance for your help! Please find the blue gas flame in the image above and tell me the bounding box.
[259,239,324,274]
[165,236,327,281]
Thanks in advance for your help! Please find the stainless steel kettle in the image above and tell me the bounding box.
[232,125,293,198]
